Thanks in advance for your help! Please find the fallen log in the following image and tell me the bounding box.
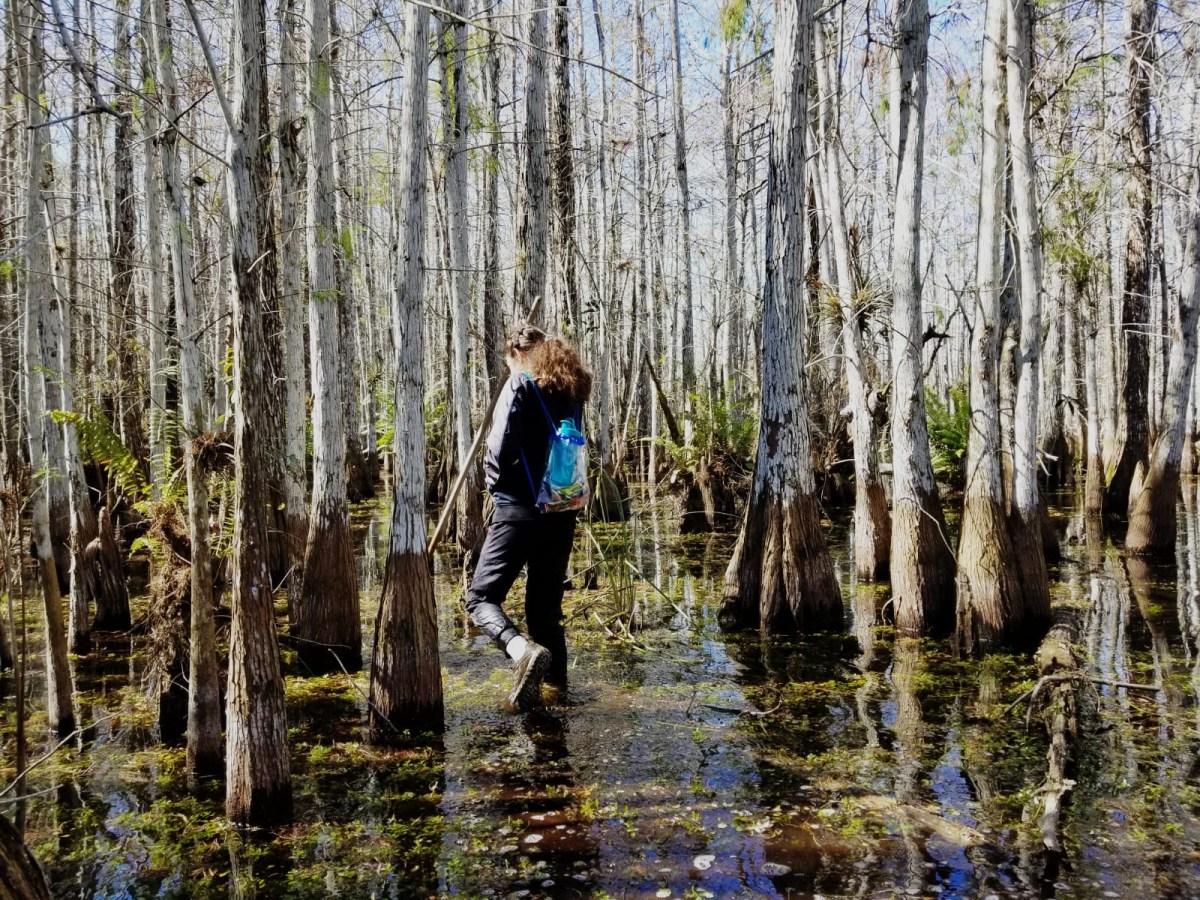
[856,794,988,848]
[1022,612,1087,853]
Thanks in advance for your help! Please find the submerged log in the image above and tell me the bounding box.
[856,794,987,848]
[0,814,51,900]
[1021,611,1085,853]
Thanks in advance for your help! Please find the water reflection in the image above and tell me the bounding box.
[7,493,1200,897]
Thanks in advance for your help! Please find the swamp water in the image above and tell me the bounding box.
[3,487,1200,899]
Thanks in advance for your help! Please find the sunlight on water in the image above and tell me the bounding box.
[3,486,1200,897]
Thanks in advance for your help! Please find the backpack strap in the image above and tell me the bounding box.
[520,373,559,432]
[516,375,548,504]
[517,446,538,500]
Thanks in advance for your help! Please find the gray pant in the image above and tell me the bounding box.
[464,509,577,686]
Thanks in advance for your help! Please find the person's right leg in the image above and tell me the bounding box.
[465,516,552,711]
[465,519,528,653]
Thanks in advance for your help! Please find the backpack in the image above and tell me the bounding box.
[519,375,590,513]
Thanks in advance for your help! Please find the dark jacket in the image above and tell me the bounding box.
[484,374,580,515]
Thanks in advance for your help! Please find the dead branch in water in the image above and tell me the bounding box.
[1022,614,1086,853]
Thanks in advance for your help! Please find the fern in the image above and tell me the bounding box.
[656,390,758,474]
[925,384,970,488]
[49,409,147,497]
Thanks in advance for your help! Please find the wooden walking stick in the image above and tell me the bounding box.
[427,296,543,553]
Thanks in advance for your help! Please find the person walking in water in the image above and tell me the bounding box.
[467,326,593,711]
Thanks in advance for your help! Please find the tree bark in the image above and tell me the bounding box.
[329,24,373,505]
[147,0,222,776]
[1106,0,1157,515]
[482,4,506,394]
[369,1,443,739]
[1023,614,1083,853]
[956,0,1028,652]
[721,45,744,412]
[1006,0,1052,624]
[220,0,294,823]
[889,0,955,632]
[442,0,484,560]
[1084,276,1105,517]
[514,0,549,321]
[670,0,696,440]
[20,0,75,735]
[294,0,362,674]
[719,0,842,634]
[279,0,309,572]
[815,23,890,582]
[551,0,580,333]
[1127,78,1200,556]
[142,11,168,496]
[587,0,617,474]
[110,0,148,486]
[1039,279,1067,488]
[0,813,51,900]
[63,52,101,655]
[634,0,651,485]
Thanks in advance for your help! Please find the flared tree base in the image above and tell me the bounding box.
[294,500,363,675]
[955,492,1047,653]
[1126,463,1181,557]
[719,488,842,633]
[853,480,891,582]
[369,550,444,742]
[891,484,956,636]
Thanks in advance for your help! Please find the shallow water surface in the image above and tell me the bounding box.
[3,488,1200,898]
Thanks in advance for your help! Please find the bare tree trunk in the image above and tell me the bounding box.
[142,16,168,495]
[20,0,75,735]
[149,0,221,778]
[588,0,617,474]
[634,0,650,485]
[719,0,842,634]
[815,23,890,582]
[63,32,101,655]
[721,46,743,410]
[551,0,580,333]
[1106,0,1157,515]
[514,0,549,321]
[1006,0,1052,624]
[1127,76,1200,556]
[369,1,443,739]
[211,0,294,822]
[1039,278,1067,487]
[110,0,148,486]
[956,0,1026,651]
[293,0,361,674]
[328,16,373,505]
[889,0,955,633]
[279,0,309,571]
[482,4,505,393]
[670,0,695,440]
[0,9,18,467]
[442,0,483,558]
[1084,278,1105,516]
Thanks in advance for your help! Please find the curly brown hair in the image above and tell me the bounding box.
[528,337,592,405]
